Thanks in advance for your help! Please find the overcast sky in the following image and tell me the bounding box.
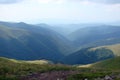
[0,0,120,24]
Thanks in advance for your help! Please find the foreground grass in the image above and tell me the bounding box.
[0,57,120,80]
[0,57,74,80]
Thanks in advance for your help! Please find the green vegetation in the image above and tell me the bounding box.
[62,47,114,64]
[78,56,120,71]
[69,25,120,47]
[0,22,71,62]
[0,57,73,80]
[67,72,109,80]
[92,56,120,70]
[1,21,120,80]
[75,57,120,80]
[1,21,120,65]
[1,57,120,80]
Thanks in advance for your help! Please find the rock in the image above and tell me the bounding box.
[104,75,113,80]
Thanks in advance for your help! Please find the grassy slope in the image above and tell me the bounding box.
[67,57,120,80]
[0,25,29,39]
[103,44,120,56]
[1,57,120,80]
[91,57,120,70]
[79,56,120,70]
[70,57,120,80]
[90,44,120,56]
[6,58,51,65]
[0,57,73,80]
[0,23,65,61]
[0,57,51,74]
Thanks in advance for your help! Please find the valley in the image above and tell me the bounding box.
[1,21,120,64]
[0,0,120,79]
[0,21,120,80]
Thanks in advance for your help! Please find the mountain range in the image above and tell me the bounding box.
[0,21,74,62]
[0,21,120,64]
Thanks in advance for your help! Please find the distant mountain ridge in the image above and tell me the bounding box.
[61,47,115,64]
[62,43,120,65]
[0,21,73,62]
[0,21,120,65]
[68,25,120,47]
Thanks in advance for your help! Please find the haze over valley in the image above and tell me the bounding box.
[0,21,120,64]
[0,0,120,80]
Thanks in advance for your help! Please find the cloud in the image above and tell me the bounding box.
[0,0,23,4]
[79,0,120,4]
[35,0,65,4]
[36,0,53,4]
[91,0,120,4]
[0,0,120,4]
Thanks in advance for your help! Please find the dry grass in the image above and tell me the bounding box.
[78,64,92,68]
[89,44,120,56]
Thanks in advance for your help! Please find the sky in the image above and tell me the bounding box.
[0,0,120,24]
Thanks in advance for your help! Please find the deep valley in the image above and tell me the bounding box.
[0,21,120,80]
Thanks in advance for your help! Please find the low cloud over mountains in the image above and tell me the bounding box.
[0,0,23,4]
[1,0,120,4]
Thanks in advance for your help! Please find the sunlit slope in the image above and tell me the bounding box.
[0,57,50,64]
[90,44,120,56]
[78,56,120,70]
[91,57,120,70]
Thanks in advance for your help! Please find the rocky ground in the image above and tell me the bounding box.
[20,70,78,80]
[20,71,120,80]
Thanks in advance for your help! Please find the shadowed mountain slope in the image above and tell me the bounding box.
[0,21,73,62]
[68,25,120,47]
